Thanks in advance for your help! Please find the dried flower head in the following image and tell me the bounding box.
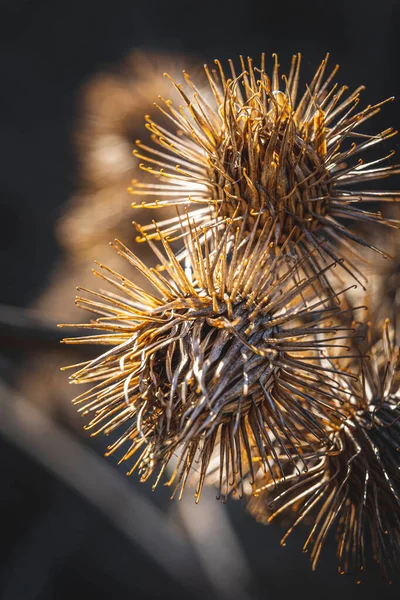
[130,53,400,290]
[61,219,357,501]
[249,320,400,582]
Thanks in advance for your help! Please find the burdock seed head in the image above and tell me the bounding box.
[249,320,400,582]
[130,53,400,289]
[60,218,358,502]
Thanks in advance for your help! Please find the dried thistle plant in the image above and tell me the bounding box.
[248,321,400,582]
[130,54,400,291]
[60,52,400,581]
[61,218,359,501]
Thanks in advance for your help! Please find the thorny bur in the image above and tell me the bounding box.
[61,54,400,580]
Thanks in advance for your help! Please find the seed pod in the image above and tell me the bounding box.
[60,219,358,501]
[130,54,400,293]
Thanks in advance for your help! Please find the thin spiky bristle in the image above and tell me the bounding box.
[61,220,359,501]
[130,53,400,291]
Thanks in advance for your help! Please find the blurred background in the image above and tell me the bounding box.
[1,0,400,598]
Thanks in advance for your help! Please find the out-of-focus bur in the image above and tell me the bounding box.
[60,218,358,502]
[248,320,400,583]
[58,50,204,261]
[130,53,400,293]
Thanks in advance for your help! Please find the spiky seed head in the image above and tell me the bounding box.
[61,219,357,501]
[130,53,400,290]
[248,320,400,582]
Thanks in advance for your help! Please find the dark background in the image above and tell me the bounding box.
[1,1,400,599]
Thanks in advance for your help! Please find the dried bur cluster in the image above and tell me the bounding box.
[61,54,400,580]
